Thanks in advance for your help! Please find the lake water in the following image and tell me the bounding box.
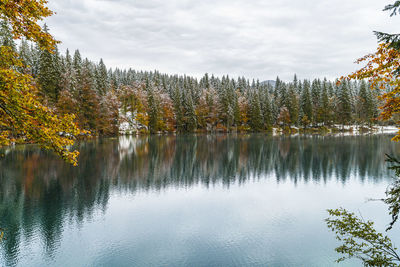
[1,134,400,267]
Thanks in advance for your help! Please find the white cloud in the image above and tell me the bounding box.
[45,0,399,81]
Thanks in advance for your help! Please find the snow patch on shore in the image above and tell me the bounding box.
[272,125,399,137]
[374,126,399,134]
[119,110,148,135]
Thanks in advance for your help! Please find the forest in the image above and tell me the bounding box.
[2,22,385,136]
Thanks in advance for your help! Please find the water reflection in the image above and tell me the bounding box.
[0,134,399,266]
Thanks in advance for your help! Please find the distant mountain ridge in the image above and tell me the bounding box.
[260,80,276,87]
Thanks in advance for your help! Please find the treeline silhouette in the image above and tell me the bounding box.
[1,21,385,135]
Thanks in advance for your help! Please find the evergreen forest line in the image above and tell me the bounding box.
[6,24,386,136]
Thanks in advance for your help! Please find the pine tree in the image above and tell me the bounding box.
[37,26,61,103]
[183,90,197,132]
[249,91,263,131]
[301,80,312,126]
[287,84,299,125]
[77,59,99,131]
[321,78,331,125]
[172,84,184,132]
[357,80,375,126]
[218,76,234,128]
[52,47,62,100]
[293,74,298,91]
[374,2,400,49]
[18,39,32,73]
[261,89,273,129]
[73,49,82,78]
[311,79,321,125]
[274,77,288,109]
[338,81,352,126]
[205,87,219,128]
[0,20,15,49]
[147,87,159,133]
[273,76,281,106]
[57,49,76,115]
[233,89,241,127]
[95,58,108,96]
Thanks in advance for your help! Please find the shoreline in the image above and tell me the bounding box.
[118,125,399,136]
[1,125,398,149]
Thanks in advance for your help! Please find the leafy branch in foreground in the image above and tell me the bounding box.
[385,154,400,231]
[326,208,400,266]
[329,1,400,265]
[385,179,400,231]
[345,43,400,141]
[383,1,400,17]
[344,1,400,141]
[0,0,82,165]
[0,45,81,165]
[375,1,400,50]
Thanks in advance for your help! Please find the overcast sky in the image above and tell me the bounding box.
[45,0,399,81]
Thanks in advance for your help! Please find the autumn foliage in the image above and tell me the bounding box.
[0,0,82,165]
[345,43,400,140]
[0,0,58,50]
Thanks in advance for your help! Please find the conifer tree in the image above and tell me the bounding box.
[183,90,197,132]
[311,79,321,125]
[37,25,61,102]
[273,76,281,105]
[249,91,263,131]
[287,84,299,125]
[301,80,313,126]
[321,79,331,125]
[293,74,298,92]
[95,58,108,96]
[357,80,375,126]
[261,89,273,128]
[147,87,159,133]
[57,49,76,115]
[77,59,99,131]
[18,39,32,72]
[172,84,184,132]
[338,81,352,126]
[233,92,240,127]
[30,43,41,77]
[73,50,82,74]
[218,76,232,128]
[0,20,15,49]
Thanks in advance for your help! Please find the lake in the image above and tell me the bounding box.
[1,134,400,267]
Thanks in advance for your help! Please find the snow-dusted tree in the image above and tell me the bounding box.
[300,80,312,126]
[95,58,108,96]
[320,78,331,125]
[287,84,299,125]
[249,91,263,131]
[337,81,352,126]
[38,24,61,103]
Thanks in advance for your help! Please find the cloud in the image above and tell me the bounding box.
[45,0,399,81]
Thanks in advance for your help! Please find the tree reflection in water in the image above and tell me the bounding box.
[0,134,398,265]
